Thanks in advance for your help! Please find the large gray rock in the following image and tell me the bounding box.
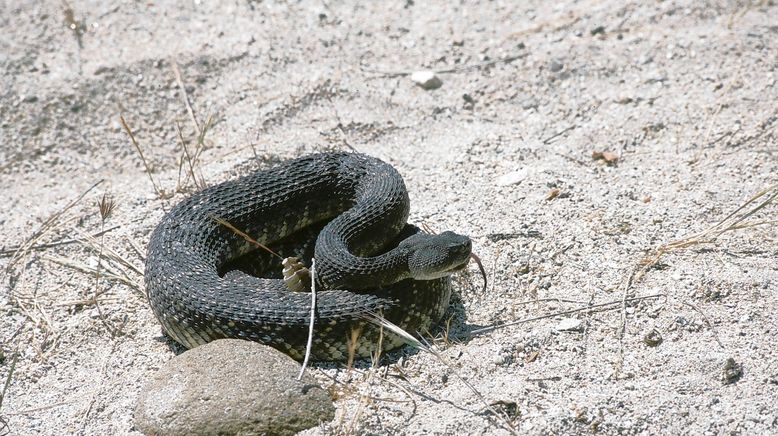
[135,339,334,436]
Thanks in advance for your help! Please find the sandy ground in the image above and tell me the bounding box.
[2,0,777,434]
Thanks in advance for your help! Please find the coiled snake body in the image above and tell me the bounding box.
[145,152,471,361]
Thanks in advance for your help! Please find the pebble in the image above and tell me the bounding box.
[462,93,475,109]
[496,169,529,186]
[721,357,743,385]
[411,70,443,90]
[555,318,584,332]
[643,328,663,347]
[135,339,334,436]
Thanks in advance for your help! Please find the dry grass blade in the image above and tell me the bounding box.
[120,115,169,200]
[43,255,142,291]
[364,314,519,435]
[175,121,204,192]
[97,193,115,221]
[5,184,99,341]
[682,301,724,349]
[210,215,281,259]
[48,225,144,306]
[6,293,59,359]
[0,225,120,257]
[0,352,17,416]
[370,318,385,368]
[364,314,427,351]
[344,393,369,436]
[664,182,777,250]
[4,402,71,417]
[637,182,778,283]
[297,259,317,381]
[3,180,103,273]
[345,325,362,372]
[171,60,200,132]
[723,219,778,231]
[0,350,18,435]
[71,228,144,277]
[317,367,418,407]
[608,168,777,376]
[470,293,665,335]
[171,60,213,190]
[125,237,146,263]
[192,115,214,167]
[174,116,213,192]
[61,0,85,47]
[91,193,123,337]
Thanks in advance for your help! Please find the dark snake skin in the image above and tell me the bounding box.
[145,152,471,361]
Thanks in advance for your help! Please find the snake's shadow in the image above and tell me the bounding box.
[339,283,481,368]
[155,278,486,366]
[311,274,490,369]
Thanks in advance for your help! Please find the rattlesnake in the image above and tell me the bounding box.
[145,152,471,360]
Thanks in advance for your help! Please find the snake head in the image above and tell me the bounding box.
[399,231,472,280]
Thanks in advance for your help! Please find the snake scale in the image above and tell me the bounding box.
[145,152,472,361]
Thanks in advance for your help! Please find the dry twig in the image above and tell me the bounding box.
[470,293,665,335]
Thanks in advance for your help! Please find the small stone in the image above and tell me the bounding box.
[462,93,475,110]
[555,318,584,332]
[521,97,539,110]
[721,358,743,385]
[135,339,334,436]
[410,70,443,90]
[496,169,528,186]
[643,328,663,347]
[549,60,564,73]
